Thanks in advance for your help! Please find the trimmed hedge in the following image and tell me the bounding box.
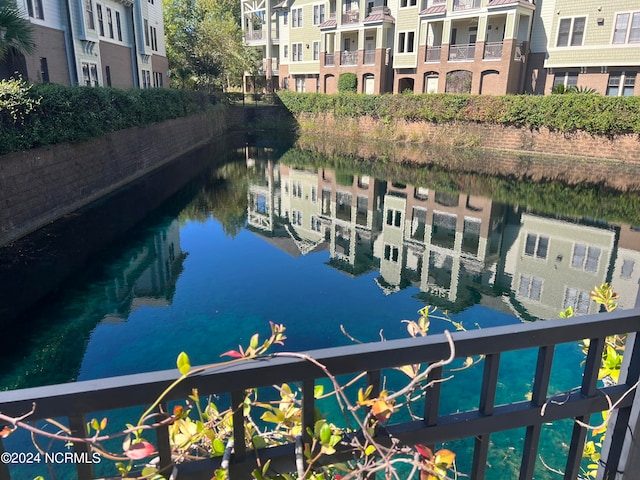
[0,83,215,155]
[277,91,640,137]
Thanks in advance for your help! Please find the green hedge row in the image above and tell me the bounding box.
[277,91,640,137]
[0,82,215,155]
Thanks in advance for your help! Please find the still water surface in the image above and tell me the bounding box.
[2,135,640,478]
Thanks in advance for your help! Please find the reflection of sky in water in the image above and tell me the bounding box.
[3,148,640,479]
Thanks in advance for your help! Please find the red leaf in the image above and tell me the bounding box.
[0,426,13,438]
[221,350,243,358]
[124,441,156,460]
[415,444,433,460]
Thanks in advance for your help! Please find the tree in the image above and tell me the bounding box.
[0,0,34,62]
[163,0,254,91]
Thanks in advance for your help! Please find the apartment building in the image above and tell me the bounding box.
[243,0,640,95]
[0,0,168,88]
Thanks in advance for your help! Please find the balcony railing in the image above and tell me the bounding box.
[244,31,264,42]
[325,53,335,66]
[340,50,358,65]
[363,50,375,65]
[2,308,640,480]
[483,41,503,60]
[425,45,442,62]
[452,0,481,11]
[366,5,392,16]
[448,43,475,61]
[341,10,359,24]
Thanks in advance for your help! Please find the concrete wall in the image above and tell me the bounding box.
[0,108,232,246]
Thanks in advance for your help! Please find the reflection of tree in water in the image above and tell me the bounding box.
[179,161,249,237]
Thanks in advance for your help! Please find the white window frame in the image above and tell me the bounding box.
[283,45,288,58]
[313,41,320,61]
[313,4,325,25]
[556,16,586,47]
[295,76,306,92]
[292,8,303,28]
[607,71,637,97]
[524,233,549,260]
[292,42,302,62]
[397,31,415,53]
[518,274,543,302]
[553,71,579,89]
[612,12,640,44]
[563,287,591,315]
[571,243,601,273]
[85,0,95,31]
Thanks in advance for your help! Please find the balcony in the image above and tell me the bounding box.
[363,50,375,65]
[325,53,335,66]
[244,31,264,42]
[483,41,503,60]
[448,43,475,61]
[341,9,359,24]
[453,0,481,11]
[340,50,358,66]
[425,45,442,62]
[1,308,639,479]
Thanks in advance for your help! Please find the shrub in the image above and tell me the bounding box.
[337,73,357,93]
[0,84,213,155]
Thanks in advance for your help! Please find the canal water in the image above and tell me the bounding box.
[2,132,640,479]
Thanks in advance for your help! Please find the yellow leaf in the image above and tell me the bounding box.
[434,449,456,468]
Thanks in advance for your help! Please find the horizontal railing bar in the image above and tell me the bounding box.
[176,383,632,480]
[1,309,638,421]
[384,384,631,445]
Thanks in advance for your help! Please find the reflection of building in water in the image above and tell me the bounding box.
[244,149,640,319]
[500,213,617,320]
[374,183,505,307]
[611,226,640,310]
[103,220,186,322]
[318,170,385,276]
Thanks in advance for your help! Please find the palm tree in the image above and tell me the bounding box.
[0,0,34,61]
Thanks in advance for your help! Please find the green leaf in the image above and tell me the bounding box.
[252,435,266,450]
[177,352,191,375]
[250,333,259,350]
[314,385,324,398]
[213,437,226,455]
[319,423,332,444]
[364,445,376,456]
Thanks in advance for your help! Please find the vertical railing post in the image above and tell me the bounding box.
[599,331,640,479]
[68,414,94,480]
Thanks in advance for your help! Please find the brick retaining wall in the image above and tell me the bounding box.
[297,114,640,164]
[0,109,232,246]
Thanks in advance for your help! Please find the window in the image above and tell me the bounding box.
[313,41,320,61]
[384,245,400,262]
[292,8,302,28]
[518,274,543,301]
[553,72,578,89]
[154,71,164,87]
[144,19,150,47]
[607,72,637,96]
[386,209,402,227]
[40,58,49,83]
[292,182,302,198]
[283,12,288,25]
[85,0,95,30]
[105,65,112,86]
[311,216,321,232]
[90,64,99,86]
[284,45,288,58]
[292,210,302,226]
[142,70,151,88]
[400,0,416,7]
[621,259,636,279]
[82,62,99,86]
[313,5,325,25]
[292,43,302,62]
[556,17,586,47]
[295,76,306,92]
[311,186,317,203]
[106,7,114,38]
[397,31,415,53]
[613,12,640,44]
[115,11,122,41]
[571,244,601,273]
[563,288,591,315]
[97,4,104,36]
[27,0,44,19]
[82,63,91,86]
[150,26,158,51]
[524,233,549,260]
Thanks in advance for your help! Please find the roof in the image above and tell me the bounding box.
[363,12,395,23]
[319,19,337,28]
[419,4,445,15]
[488,0,534,7]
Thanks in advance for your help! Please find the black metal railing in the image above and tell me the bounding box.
[1,308,640,479]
